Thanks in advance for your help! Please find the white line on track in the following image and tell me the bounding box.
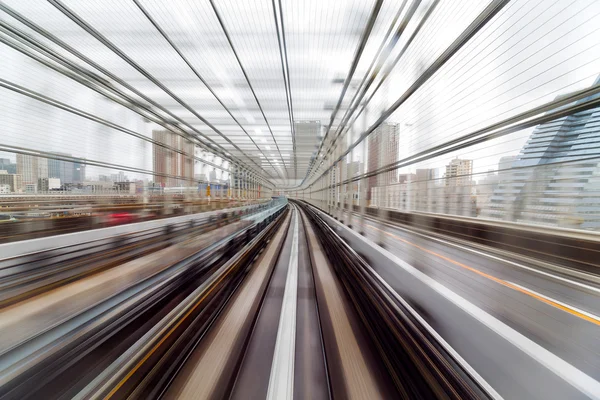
[266,207,299,400]
[380,247,600,399]
[370,266,504,400]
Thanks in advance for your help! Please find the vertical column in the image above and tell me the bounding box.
[347,153,354,229]
[339,154,346,223]
[359,138,367,235]
[328,168,332,215]
[337,146,343,221]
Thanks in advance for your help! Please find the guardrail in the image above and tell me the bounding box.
[302,199,600,273]
[0,201,273,259]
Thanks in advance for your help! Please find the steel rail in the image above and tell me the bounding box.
[296,200,495,399]
[77,204,288,399]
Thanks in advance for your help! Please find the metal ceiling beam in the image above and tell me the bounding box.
[301,0,383,184]
[315,0,438,179]
[271,0,297,179]
[298,0,511,190]
[0,18,272,187]
[209,0,289,180]
[46,0,273,184]
[132,0,284,181]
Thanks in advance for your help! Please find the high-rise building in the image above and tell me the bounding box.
[0,170,22,193]
[0,159,16,174]
[367,122,399,201]
[110,171,128,183]
[48,154,74,184]
[38,177,49,192]
[16,154,47,187]
[443,158,475,217]
[295,121,322,179]
[482,76,600,229]
[73,161,85,183]
[444,158,473,186]
[152,130,195,187]
[415,168,438,212]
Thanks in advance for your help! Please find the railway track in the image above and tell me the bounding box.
[0,200,497,399]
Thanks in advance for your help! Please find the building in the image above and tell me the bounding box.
[499,155,518,172]
[38,178,50,192]
[0,170,22,193]
[152,130,195,187]
[367,122,399,202]
[114,181,136,194]
[347,161,363,204]
[209,169,217,183]
[47,154,85,184]
[17,154,48,187]
[73,161,85,183]
[371,173,417,210]
[481,76,600,229]
[110,171,128,183]
[476,170,499,214]
[0,158,16,174]
[415,168,439,212]
[295,121,322,180]
[48,178,61,190]
[443,158,475,217]
[48,154,73,184]
[0,185,10,194]
[195,173,208,182]
[83,180,114,192]
[24,183,37,193]
[444,158,473,186]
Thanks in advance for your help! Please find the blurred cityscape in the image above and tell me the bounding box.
[3,75,600,231]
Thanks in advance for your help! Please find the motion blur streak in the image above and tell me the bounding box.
[367,223,600,326]
[1,0,600,399]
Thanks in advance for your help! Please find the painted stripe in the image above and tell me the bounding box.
[368,224,600,327]
[370,267,503,400]
[267,208,299,400]
[366,220,600,295]
[364,233,600,399]
[508,282,600,324]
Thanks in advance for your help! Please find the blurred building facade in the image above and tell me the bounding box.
[367,122,399,202]
[152,130,194,187]
[17,154,47,189]
[47,153,85,185]
[0,170,22,193]
[482,77,600,229]
[443,158,475,217]
[0,158,16,174]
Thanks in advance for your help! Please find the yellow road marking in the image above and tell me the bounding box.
[366,224,600,327]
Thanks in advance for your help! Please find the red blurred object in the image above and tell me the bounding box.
[106,212,138,226]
